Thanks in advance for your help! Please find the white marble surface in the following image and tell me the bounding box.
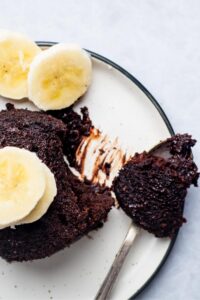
[0,0,199,299]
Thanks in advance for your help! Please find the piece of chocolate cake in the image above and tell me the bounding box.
[48,106,93,167]
[113,134,199,238]
[0,105,113,262]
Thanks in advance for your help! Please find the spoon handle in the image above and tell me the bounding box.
[95,224,139,300]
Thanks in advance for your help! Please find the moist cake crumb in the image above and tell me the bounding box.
[113,134,199,238]
[48,106,93,166]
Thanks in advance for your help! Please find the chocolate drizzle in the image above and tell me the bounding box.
[48,106,130,186]
[76,128,130,186]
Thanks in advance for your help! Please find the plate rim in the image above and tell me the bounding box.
[36,41,177,300]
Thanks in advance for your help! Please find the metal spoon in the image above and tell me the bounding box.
[95,139,173,300]
[95,223,139,300]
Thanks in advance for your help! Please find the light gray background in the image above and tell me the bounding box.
[0,1,199,299]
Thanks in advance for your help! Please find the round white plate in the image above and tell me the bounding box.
[0,43,176,300]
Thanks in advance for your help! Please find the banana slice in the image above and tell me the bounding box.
[19,164,57,224]
[28,43,92,110]
[0,30,41,99]
[0,146,46,228]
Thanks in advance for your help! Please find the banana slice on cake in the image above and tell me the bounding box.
[19,164,57,224]
[28,43,92,110]
[0,30,41,99]
[0,147,46,229]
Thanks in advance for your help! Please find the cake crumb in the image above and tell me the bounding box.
[86,234,93,240]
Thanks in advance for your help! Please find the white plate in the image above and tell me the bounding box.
[0,43,176,300]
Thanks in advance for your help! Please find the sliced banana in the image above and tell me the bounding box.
[28,43,92,110]
[19,164,57,224]
[0,30,41,99]
[0,146,46,228]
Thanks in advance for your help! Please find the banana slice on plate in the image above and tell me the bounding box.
[0,146,46,229]
[19,164,57,224]
[0,30,41,99]
[28,43,92,110]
